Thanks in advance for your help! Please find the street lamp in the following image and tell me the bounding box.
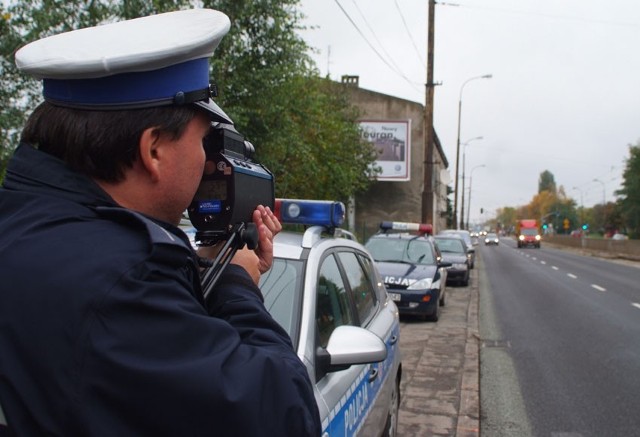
[467,164,486,229]
[593,178,607,230]
[454,74,492,229]
[459,136,483,230]
[572,186,584,228]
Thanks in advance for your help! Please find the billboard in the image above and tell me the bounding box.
[359,120,411,181]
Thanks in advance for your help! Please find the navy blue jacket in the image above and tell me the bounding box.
[0,144,321,436]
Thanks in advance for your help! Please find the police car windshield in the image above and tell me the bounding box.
[365,238,436,265]
[259,259,304,344]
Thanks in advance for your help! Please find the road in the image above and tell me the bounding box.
[479,237,640,437]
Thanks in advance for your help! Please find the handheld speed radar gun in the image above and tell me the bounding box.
[188,123,275,299]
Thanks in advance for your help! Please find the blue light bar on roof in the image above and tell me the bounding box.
[379,221,433,235]
[275,199,345,227]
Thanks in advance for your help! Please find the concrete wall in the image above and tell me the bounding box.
[543,235,640,261]
[343,83,449,242]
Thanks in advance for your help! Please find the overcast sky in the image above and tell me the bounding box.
[297,0,640,224]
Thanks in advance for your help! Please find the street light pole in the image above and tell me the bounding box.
[459,136,483,230]
[593,178,607,231]
[467,164,486,229]
[572,186,584,228]
[454,74,492,229]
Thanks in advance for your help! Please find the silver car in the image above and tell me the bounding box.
[260,199,402,437]
[438,229,476,268]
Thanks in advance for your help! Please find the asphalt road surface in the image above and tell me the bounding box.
[479,237,640,437]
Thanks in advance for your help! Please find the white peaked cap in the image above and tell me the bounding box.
[15,9,233,123]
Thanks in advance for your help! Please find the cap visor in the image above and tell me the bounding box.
[194,99,233,124]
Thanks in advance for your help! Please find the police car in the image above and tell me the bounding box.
[364,222,450,322]
[260,199,402,437]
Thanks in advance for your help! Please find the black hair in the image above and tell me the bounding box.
[20,102,199,183]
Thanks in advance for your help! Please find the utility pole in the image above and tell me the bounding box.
[422,0,436,226]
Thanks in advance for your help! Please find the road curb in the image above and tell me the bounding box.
[456,262,480,437]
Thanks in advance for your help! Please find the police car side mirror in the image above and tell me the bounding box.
[316,326,387,378]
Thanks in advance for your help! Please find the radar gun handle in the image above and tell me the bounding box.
[201,222,259,303]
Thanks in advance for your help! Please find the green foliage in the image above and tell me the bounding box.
[0,0,377,200]
[538,170,556,194]
[0,0,115,180]
[615,141,640,237]
[495,206,517,231]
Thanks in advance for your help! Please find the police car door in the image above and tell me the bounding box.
[315,250,394,436]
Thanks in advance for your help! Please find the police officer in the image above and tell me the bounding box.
[0,9,321,436]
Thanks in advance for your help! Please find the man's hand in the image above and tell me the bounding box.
[228,205,281,284]
[252,205,281,274]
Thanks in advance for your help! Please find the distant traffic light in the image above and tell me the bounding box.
[582,224,588,230]
[542,223,548,230]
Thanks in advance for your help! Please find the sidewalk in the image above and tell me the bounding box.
[396,258,480,437]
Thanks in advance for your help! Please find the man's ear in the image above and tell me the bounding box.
[138,127,162,182]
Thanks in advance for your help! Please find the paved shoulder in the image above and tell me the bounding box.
[397,257,480,436]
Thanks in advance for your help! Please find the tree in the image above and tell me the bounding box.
[615,141,640,238]
[538,170,556,194]
[1,0,116,180]
[496,206,517,234]
[527,190,556,222]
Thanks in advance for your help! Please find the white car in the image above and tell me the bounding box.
[484,233,500,245]
[260,199,402,437]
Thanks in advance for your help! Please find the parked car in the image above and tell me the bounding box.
[438,229,476,268]
[434,235,471,286]
[365,221,451,322]
[484,232,500,245]
[612,233,629,240]
[258,199,402,437]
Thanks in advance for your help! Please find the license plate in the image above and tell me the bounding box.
[389,292,401,302]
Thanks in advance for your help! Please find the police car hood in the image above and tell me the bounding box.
[375,261,438,284]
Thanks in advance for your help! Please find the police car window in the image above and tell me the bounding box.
[316,254,353,348]
[337,251,376,325]
[260,259,304,343]
[366,237,435,265]
[358,253,384,292]
[365,238,405,262]
[406,240,436,264]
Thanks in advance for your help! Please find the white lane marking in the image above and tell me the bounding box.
[541,261,546,265]
[591,284,606,292]
[632,303,640,310]
[567,273,577,279]
[532,257,537,261]
[552,266,559,270]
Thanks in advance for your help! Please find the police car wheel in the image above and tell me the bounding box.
[426,301,439,322]
[383,376,400,437]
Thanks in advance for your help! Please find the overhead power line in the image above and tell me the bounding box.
[350,0,408,74]
[333,0,422,91]
[393,0,426,69]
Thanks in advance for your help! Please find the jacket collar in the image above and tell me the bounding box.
[3,143,116,207]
